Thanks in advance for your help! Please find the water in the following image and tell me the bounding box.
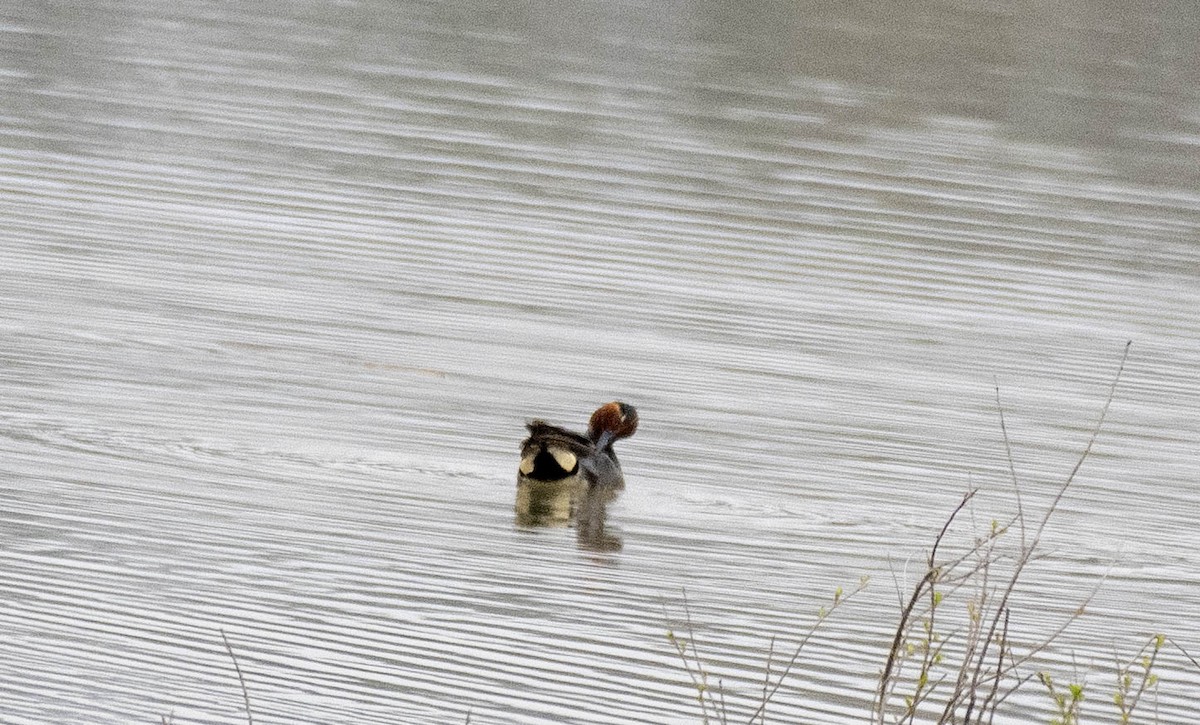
[1,1,1199,723]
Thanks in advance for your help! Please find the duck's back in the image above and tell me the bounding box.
[518,421,624,488]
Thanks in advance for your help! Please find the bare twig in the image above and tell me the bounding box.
[1115,634,1164,724]
[959,341,1130,725]
[683,591,721,723]
[747,578,867,723]
[874,490,976,723]
[669,344,1133,725]
[1168,636,1200,671]
[665,591,720,724]
[993,381,1025,549]
[876,343,1132,725]
[978,606,1009,718]
[220,628,255,725]
[760,635,775,725]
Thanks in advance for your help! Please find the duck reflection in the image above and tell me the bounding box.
[515,479,623,551]
[514,402,638,552]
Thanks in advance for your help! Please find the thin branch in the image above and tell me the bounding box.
[875,490,976,724]
[682,591,718,722]
[220,628,255,725]
[1167,636,1200,671]
[930,490,977,570]
[1118,635,1164,723]
[994,380,1026,549]
[886,555,908,612]
[760,635,775,725]
[748,579,867,724]
[977,606,1009,719]
[665,591,720,723]
[1033,340,1130,544]
[960,341,1130,725]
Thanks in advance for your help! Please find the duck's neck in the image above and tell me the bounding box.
[591,430,615,451]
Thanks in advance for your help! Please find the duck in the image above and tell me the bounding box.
[517,401,638,489]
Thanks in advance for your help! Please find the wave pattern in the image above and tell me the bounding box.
[1,1,1199,723]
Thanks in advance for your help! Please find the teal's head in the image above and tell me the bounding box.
[587,401,639,447]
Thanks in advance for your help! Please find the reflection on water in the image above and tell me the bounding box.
[515,479,624,553]
[515,479,587,527]
[1,0,1199,723]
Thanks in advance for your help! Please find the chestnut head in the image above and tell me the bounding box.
[587,401,639,443]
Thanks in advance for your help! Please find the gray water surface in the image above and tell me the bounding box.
[2,1,1199,723]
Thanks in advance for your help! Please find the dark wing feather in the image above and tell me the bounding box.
[521,420,593,457]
